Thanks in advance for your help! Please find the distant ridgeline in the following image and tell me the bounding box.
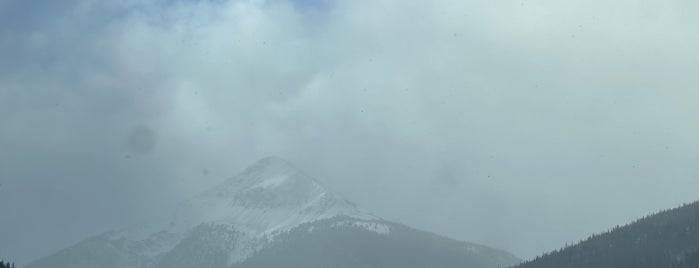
[515,200,699,268]
[0,260,16,268]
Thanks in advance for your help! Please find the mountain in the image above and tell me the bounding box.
[26,157,520,268]
[515,200,699,268]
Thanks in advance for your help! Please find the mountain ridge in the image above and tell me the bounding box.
[25,156,520,268]
[515,199,699,268]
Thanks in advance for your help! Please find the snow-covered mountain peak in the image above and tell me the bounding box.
[237,156,301,179]
[139,156,377,263]
[215,156,323,195]
[26,156,522,268]
[169,156,375,235]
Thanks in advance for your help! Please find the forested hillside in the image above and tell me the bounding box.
[515,200,699,268]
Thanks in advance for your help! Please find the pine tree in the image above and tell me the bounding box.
[0,260,15,268]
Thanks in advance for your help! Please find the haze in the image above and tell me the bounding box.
[1,0,699,266]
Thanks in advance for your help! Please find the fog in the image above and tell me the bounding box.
[1,0,699,266]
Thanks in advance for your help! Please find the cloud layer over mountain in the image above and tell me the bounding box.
[2,0,699,265]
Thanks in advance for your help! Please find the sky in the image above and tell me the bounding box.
[1,0,699,265]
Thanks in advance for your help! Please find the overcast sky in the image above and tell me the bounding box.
[2,0,699,265]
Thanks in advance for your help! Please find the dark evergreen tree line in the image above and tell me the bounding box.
[0,260,16,268]
[514,199,699,268]
[673,248,699,268]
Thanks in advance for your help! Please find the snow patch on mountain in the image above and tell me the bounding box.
[332,220,391,235]
[112,156,381,265]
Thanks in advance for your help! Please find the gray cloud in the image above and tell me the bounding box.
[2,0,699,265]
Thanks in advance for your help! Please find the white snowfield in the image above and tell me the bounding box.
[112,156,382,265]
